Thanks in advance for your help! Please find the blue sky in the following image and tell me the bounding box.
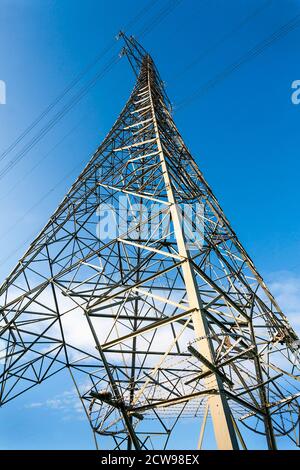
[0,0,300,449]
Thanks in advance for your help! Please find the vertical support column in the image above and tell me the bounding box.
[147,61,239,450]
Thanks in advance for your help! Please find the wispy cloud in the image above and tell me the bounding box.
[25,388,85,421]
[25,402,43,409]
[268,271,300,333]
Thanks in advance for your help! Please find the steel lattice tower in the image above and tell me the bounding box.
[1,34,300,450]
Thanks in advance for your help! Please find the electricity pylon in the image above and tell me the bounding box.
[1,33,300,450]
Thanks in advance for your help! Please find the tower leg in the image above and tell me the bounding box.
[148,65,239,449]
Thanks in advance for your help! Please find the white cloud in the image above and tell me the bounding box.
[25,387,85,420]
[25,402,43,409]
[268,271,300,333]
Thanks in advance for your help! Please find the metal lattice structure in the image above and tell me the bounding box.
[1,34,300,450]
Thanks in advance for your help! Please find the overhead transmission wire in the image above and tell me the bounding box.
[0,0,160,166]
[5,4,296,262]
[1,5,297,264]
[4,3,295,264]
[1,6,297,268]
[0,112,90,204]
[0,0,264,207]
[171,0,273,83]
[0,0,182,184]
[135,0,184,38]
[0,54,120,181]
[1,0,182,209]
[0,0,184,267]
[0,0,164,204]
[176,11,300,110]
[0,41,116,165]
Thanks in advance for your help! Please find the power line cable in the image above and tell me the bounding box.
[176,11,300,110]
[0,55,120,181]
[0,0,182,183]
[3,3,298,273]
[0,47,116,166]
[0,0,273,192]
[0,113,90,203]
[0,0,177,202]
[137,0,184,38]
[0,0,185,266]
[124,0,161,33]
[0,0,160,165]
[171,0,273,83]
